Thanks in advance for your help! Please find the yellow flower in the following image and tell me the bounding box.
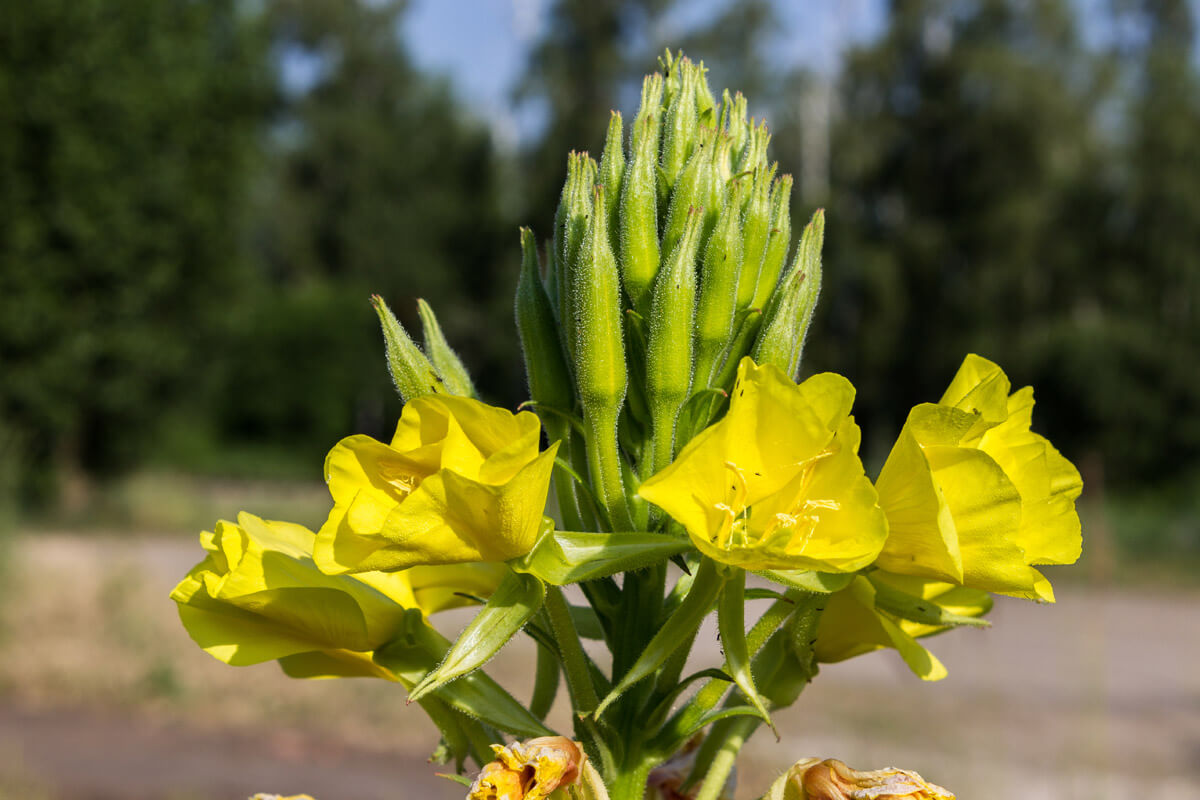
[768,758,954,800]
[314,395,558,574]
[171,512,503,678]
[813,572,991,681]
[639,358,887,572]
[467,737,584,800]
[874,354,1082,601]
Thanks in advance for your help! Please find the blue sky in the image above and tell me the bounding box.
[400,0,887,146]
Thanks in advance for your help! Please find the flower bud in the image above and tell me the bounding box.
[662,126,719,260]
[736,119,771,176]
[598,111,625,253]
[572,184,628,415]
[558,152,598,362]
[721,89,749,176]
[766,758,954,800]
[752,210,823,377]
[620,74,664,314]
[661,57,702,189]
[736,165,777,312]
[645,206,704,475]
[371,294,446,402]
[416,298,477,398]
[694,178,746,387]
[750,174,794,310]
[516,228,574,414]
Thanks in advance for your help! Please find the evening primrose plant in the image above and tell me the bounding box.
[172,52,1082,800]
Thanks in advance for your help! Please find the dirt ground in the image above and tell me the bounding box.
[1,532,1197,800]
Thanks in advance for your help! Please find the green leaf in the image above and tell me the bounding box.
[570,603,606,640]
[645,668,732,733]
[593,558,723,719]
[374,618,553,739]
[512,529,691,585]
[759,568,856,594]
[409,570,545,702]
[675,705,764,741]
[871,580,992,628]
[717,571,776,735]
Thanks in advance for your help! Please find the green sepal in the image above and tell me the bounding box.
[416,298,477,398]
[716,570,776,734]
[437,773,474,788]
[370,294,445,402]
[592,558,723,719]
[750,174,793,310]
[744,587,791,602]
[759,568,856,594]
[871,580,993,629]
[511,528,691,586]
[673,387,729,452]
[516,228,575,412]
[408,570,546,702]
[711,307,763,391]
[373,613,553,739]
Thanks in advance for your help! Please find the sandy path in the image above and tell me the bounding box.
[2,533,1197,799]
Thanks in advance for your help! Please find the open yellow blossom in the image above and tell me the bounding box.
[467,737,584,800]
[813,572,992,681]
[766,758,954,800]
[874,354,1082,601]
[314,394,558,574]
[171,512,504,679]
[639,358,887,572]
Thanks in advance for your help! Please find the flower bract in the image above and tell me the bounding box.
[639,358,887,572]
[314,395,558,574]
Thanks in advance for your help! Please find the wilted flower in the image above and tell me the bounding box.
[767,758,953,800]
[639,358,887,572]
[313,394,558,574]
[467,737,585,800]
[171,512,503,678]
[873,354,1082,601]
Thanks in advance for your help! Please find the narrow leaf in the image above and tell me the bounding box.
[593,558,723,719]
[717,571,776,735]
[409,571,545,702]
[872,580,992,628]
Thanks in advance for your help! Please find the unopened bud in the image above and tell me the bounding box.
[516,228,573,413]
[752,210,824,377]
[370,294,445,402]
[620,74,664,314]
[416,298,477,398]
[751,174,794,310]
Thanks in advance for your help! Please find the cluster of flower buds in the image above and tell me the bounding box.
[516,52,824,534]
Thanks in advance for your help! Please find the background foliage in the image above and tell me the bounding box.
[1,0,1197,560]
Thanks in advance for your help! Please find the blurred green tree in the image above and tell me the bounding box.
[204,0,520,466]
[812,0,1114,467]
[0,0,267,499]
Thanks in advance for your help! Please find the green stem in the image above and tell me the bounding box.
[544,585,599,714]
[693,716,759,800]
[529,638,560,720]
[584,405,635,531]
[607,758,655,800]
